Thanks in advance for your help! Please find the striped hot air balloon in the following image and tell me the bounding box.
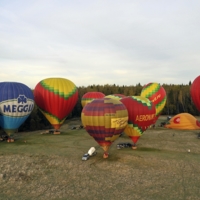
[81,98,128,158]
[120,96,156,149]
[141,82,166,123]
[0,82,34,137]
[34,78,78,130]
[81,92,105,108]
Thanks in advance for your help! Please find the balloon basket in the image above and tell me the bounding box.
[7,138,14,143]
[131,144,137,150]
[53,131,60,135]
[103,152,109,159]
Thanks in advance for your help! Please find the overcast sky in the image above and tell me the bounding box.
[1,0,200,89]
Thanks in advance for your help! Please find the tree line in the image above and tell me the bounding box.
[19,82,199,132]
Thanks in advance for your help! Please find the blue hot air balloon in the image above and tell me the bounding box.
[0,82,34,136]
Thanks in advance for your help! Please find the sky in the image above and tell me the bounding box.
[1,0,200,89]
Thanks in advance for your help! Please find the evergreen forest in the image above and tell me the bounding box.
[19,82,200,132]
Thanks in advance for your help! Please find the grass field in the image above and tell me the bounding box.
[0,116,200,200]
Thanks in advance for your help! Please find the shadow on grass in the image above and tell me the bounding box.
[137,147,161,152]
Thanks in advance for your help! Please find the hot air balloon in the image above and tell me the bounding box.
[106,94,126,100]
[81,92,105,108]
[141,82,166,123]
[120,96,156,149]
[34,78,78,131]
[165,113,200,130]
[81,98,128,158]
[190,75,200,112]
[0,82,34,139]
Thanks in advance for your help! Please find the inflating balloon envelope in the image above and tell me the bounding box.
[81,97,128,158]
[164,113,200,130]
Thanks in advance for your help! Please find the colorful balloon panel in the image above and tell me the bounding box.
[165,113,200,130]
[81,92,105,108]
[190,75,200,112]
[81,98,128,153]
[34,78,78,130]
[0,82,34,135]
[141,82,166,121]
[120,96,156,144]
[106,94,126,100]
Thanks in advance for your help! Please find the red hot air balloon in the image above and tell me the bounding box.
[190,75,200,112]
[81,92,105,108]
[141,82,166,123]
[120,96,156,149]
[81,98,128,158]
[34,78,78,131]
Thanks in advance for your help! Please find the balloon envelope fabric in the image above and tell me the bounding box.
[120,96,156,145]
[165,113,200,130]
[81,98,128,156]
[190,75,200,112]
[81,92,105,108]
[34,77,78,130]
[0,82,34,135]
[106,94,126,100]
[141,82,166,122]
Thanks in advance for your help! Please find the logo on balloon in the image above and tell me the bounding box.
[151,94,161,102]
[135,114,155,122]
[111,117,128,128]
[0,95,34,116]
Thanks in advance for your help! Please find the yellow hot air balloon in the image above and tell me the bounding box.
[165,113,200,130]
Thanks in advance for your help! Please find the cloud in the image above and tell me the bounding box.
[0,0,200,89]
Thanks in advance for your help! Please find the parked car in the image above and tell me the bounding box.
[82,153,90,161]
[82,147,97,161]
[117,143,132,149]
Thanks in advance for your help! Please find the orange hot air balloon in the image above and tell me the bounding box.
[165,113,200,130]
[190,75,200,112]
[141,82,166,123]
[81,92,105,108]
[81,98,128,158]
[34,78,78,130]
[120,96,156,149]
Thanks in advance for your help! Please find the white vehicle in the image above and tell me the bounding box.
[82,153,90,161]
[82,147,97,161]
[88,147,97,156]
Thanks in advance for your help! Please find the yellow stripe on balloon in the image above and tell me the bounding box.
[82,115,128,129]
[40,110,66,125]
[42,78,76,95]
[124,125,142,137]
[141,83,159,97]
[111,117,128,128]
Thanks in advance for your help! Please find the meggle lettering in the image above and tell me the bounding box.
[3,104,34,113]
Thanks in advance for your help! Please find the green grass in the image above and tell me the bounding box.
[0,117,200,200]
